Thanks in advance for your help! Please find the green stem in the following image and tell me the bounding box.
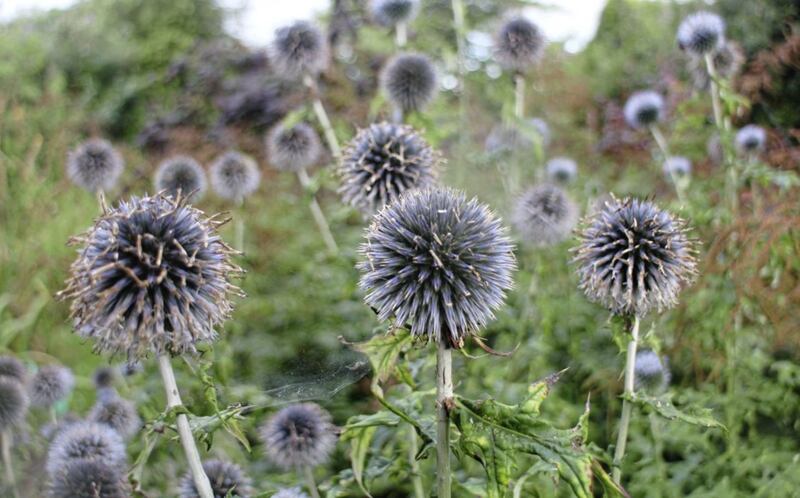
[407,424,425,498]
[296,169,339,255]
[612,316,640,484]
[649,125,687,204]
[704,53,724,131]
[395,21,407,48]
[1,430,19,498]
[303,466,321,498]
[514,74,525,119]
[303,74,341,159]
[436,341,453,498]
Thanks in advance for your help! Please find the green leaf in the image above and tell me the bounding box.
[342,422,377,497]
[631,392,727,430]
[349,329,414,385]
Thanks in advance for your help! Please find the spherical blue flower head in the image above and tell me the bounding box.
[371,0,419,27]
[623,90,664,130]
[381,53,438,113]
[358,187,516,347]
[272,21,329,79]
[573,197,697,317]
[339,122,439,215]
[0,356,27,382]
[0,377,28,431]
[273,488,310,498]
[634,350,671,393]
[259,403,337,470]
[154,155,207,202]
[495,16,546,72]
[88,396,141,440]
[513,183,579,247]
[546,157,578,183]
[210,151,261,202]
[58,194,243,361]
[30,365,74,408]
[677,11,725,55]
[66,138,124,193]
[46,421,127,477]
[266,122,322,172]
[735,125,767,156]
[179,459,253,498]
[662,156,692,181]
[49,458,131,498]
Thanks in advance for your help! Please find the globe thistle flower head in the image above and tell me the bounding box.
[92,367,116,390]
[154,156,207,202]
[546,157,578,184]
[573,197,698,317]
[0,377,28,431]
[266,123,322,172]
[210,151,261,202]
[66,138,124,193]
[58,193,243,361]
[358,187,516,346]
[49,458,131,498]
[0,356,27,382]
[381,53,438,114]
[88,397,141,440]
[339,122,439,215]
[273,488,310,498]
[272,21,328,79]
[259,403,337,470]
[623,91,664,130]
[179,459,253,498]
[513,184,579,247]
[30,365,74,408]
[735,125,767,156]
[634,350,671,393]
[46,421,127,476]
[371,0,418,27]
[689,41,743,90]
[663,156,692,181]
[494,16,546,72]
[677,11,725,55]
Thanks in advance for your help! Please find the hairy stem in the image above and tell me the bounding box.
[303,465,321,498]
[407,424,425,498]
[436,342,453,498]
[303,74,341,159]
[1,430,19,498]
[297,169,339,255]
[514,74,525,119]
[157,355,213,498]
[612,316,640,484]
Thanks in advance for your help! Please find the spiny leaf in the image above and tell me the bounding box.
[348,329,414,384]
[631,392,726,430]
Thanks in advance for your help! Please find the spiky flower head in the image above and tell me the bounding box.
[260,403,337,470]
[663,156,692,181]
[0,377,28,431]
[179,459,253,498]
[49,458,131,498]
[58,194,243,361]
[358,187,516,346]
[210,151,261,202]
[92,367,116,390]
[0,356,27,382]
[272,21,328,79]
[513,184,579,247]
[494,16,546,72]
[735,125,767,156]
[273,489,309,498]
[339,122,439,215]
[66,138,124,193]
[546,157,578,183]
[88,397,141,440]
[381,53,438,114]
[573,197,698,317]
[46,422,127,476]
[689,41,743,90]
[154,156,207,201]
[371,0,418,26]
[623,91,664,130]
[634,350,671,393]
[30,365,74,408]
[677,11,725,55]
[266,123,322,172]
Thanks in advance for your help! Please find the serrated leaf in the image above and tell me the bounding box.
[343,422,377,497]
[632,392,726,430]
[350,329,414,384]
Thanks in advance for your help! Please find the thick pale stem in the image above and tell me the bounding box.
[704,53,724,131]
[1,431,19,498]
[514,74,525,119]
[303,466,321,498]
[436,342,453,498]
[395,21,407,48]
[157,355,214,498]
[303,74,341,159]
[407,424,425,498]
[649,125,686,204]
[612,316,640,484]
[297,169,339,254]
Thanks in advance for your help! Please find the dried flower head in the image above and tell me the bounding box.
[0,356,27,382]
[735,125,767,156]
[272,21,328,79]
[371,0,419,26]
[30,365,74,408]
[339,122,439,215]
[689,41,743,90]
[623,91,664,130]
[273,489,309,498]
[513,184,579,247]
[381,53,438,114]
[663,156,692,181]
[66,139,124,193]
[0,377,28,431]
[494,16,546,72]
[179,459,253,498]
[154,156,207,201]
[677,11,725,55]
[634,350,671,393]
[88,397,141,440]
[47,422,127,476]
[210,151,261,202]
[546,157,578,183]
[358,187,516,346]
[260,403,337,470]
[266,123,322,172]
[49,458,131,498]
[58,194,242,361]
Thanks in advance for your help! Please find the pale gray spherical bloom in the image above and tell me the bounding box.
[677,11,725,55]
[546,157,578,183]
[66,139,124,193]
[272,21,329,79]
[371,0,419,26]
[634,350,671,393]
[154,156,207,201]
[623,91,664,130]
[513,184,579,247]
[573,197,698,317]
[494,16,546,72]
[339,122,439,215]
[266,123,322,172]
[273,488,309,498]
[358,187,516,346]
[88,397,141,440]
[735,125,767,156]
[179,459,253,498]
[0,356,27,382]
[46,422,127,477]
[381,53,438,114]
[0,377,28,431]
[58,194,243,360]
[210,151,261,202]
[689,41,743,90]
[30,365,74,408]
[260,403,337,470]
[663,156,692,181]
[49,458,131,498]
